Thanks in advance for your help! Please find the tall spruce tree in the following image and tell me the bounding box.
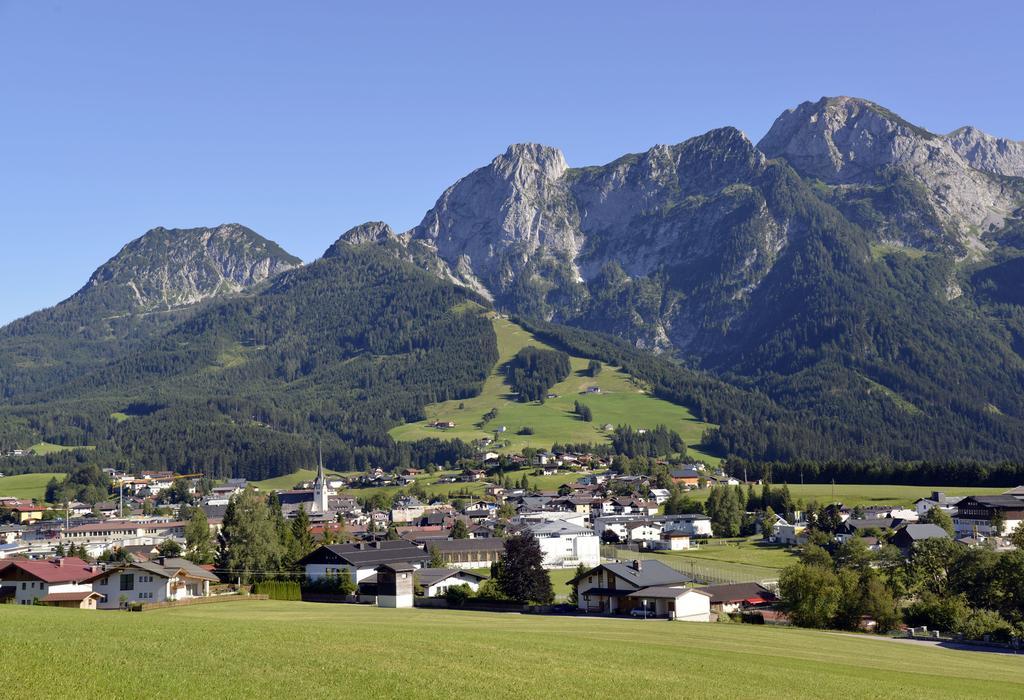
[291,505,314,564]
[185,507,214,564]
[497,532,554,604]
[219,487,284,583]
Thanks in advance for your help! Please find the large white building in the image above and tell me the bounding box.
[526,521,599,568]
[0,557,98,607]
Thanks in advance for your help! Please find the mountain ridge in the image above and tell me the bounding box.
[5,96,1024,473]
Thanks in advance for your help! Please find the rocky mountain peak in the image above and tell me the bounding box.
[757,96,940,184]
[496,143,569,182]
[758,97,1019,248]
[945,126,1024,177]
[406,142,579,298]
[324,221,395,256]
[81,223,300,312]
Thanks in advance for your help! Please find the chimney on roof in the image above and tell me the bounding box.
[57,557,64,567]
[934,491,944,501]
[632,559,642,572]
[373,541,381,549]
[357,542,366,550]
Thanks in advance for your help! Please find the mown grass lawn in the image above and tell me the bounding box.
[0,472,65,501]
[390,315,720,465]
[681,536,800,569]
[4,602,1022,699]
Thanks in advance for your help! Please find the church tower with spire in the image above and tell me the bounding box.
[312,446,329,514]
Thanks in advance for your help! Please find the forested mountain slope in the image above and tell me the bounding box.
[0,245,498,478]
[0,224,300,399]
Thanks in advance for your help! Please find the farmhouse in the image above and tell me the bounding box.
[0,557,98,606]
[890,523,950,554]
[3,500,46,523]
[670,467,702,487]
[299,541,429,583]
[914,491,962,517]
[86,557,219,609]
[571,559,693,614]
[952,495,1024,537]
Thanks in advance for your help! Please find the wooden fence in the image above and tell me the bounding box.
[139,594,269,611]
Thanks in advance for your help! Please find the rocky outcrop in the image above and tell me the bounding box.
[408,143,580,298]
[324,221,395,257]
[336,96,1024,357]
[394,129,798,352]
[946,126,1024,177]
[757,96,1019,252]
[80,223,301,313]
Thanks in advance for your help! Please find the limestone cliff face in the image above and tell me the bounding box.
[80,223,301,313]
[757,96,1019,253]
[395,129,798,352]
[408,143,580,298]
[946,126,1024,177]
[333,97,1024,357]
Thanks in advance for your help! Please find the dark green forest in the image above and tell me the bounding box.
[0,246,497,479]
[506,346,571,402]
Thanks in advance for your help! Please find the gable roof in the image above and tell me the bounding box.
[298,541,428,568]
[960,495,1024,509]
[625,585,711,599]
[700,582,778,605]
[893,523,950,543]
[419,539,505,554]
[527,521,593,537]
[572,560,691,588]
[0,557,95,583]
[41,591,103,603]
[413,568,487,587]
[82,557,219,583]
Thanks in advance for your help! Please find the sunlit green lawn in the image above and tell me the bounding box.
[4,602,1022,699]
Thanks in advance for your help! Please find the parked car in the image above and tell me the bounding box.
[629,607,653,618]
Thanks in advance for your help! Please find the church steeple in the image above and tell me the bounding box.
[313,444,329,513]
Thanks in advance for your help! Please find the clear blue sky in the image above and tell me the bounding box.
[2,0,1022,325]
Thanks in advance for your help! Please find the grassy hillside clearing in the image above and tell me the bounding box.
[390,314,720,464]
[4,603,1023,698]
[680,483,1008,507]
[0,472,66,501]
[28,441,95,455]
[251,468,357,492]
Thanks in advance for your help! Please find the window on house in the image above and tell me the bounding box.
[120,573,135,591]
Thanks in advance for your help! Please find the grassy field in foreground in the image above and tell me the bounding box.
[0,472,65,501]
[390,315,720,465]
[4,602,1022,699]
